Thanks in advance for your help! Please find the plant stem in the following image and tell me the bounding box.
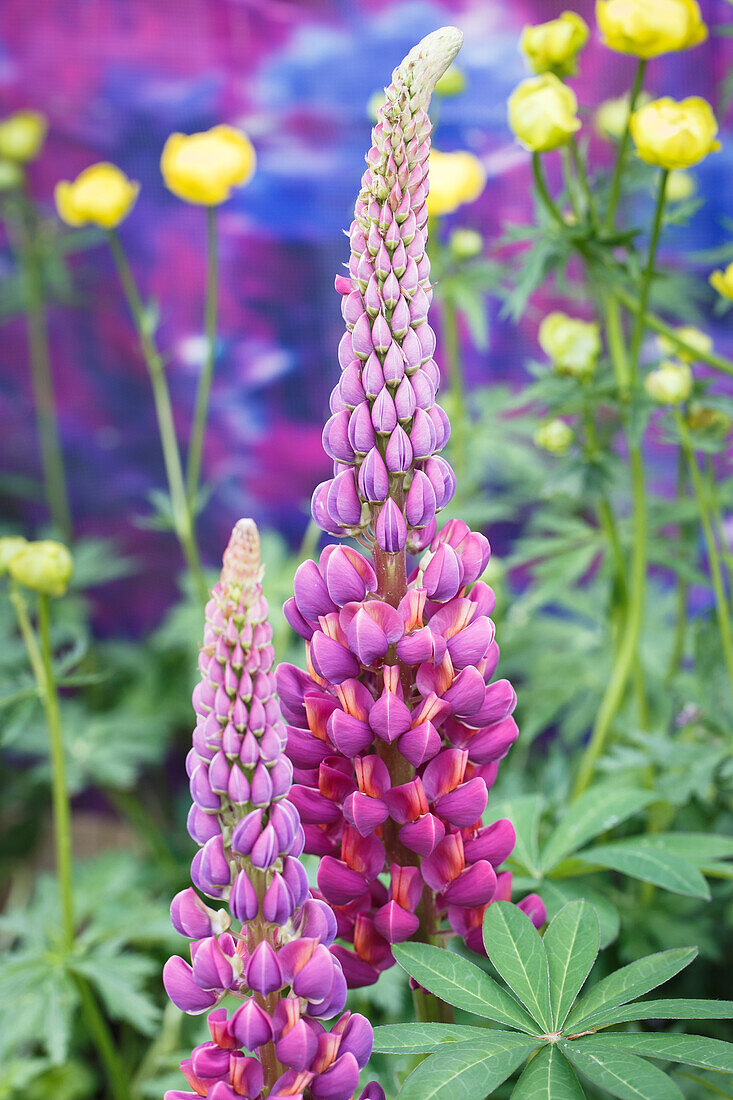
[15,193,72,540]
[613,287,733,379]
[569,137,596,228]
[441,296,467,484]
[676,412,733,698]
[106,230,208,604]
[532,154,566,230]
[604,59,646,232]
[667,449,689,680]
[706,454,733,594]
[628,170,669,381]
[187,206,218,506]
[73,973,133,1100]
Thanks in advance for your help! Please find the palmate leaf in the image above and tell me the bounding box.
[540,784,654,871]
[398,1034,540,1100]
[566,948,698,1031]
[540,880,619,950]
[573,999,733,1030]
[543,902,599,1029]
[561,1043,684,1100]
[483,902,552,1031]
[575,840,710,899]
[72,947,160,1035]
[578,1034,733,1074]
[511,1044,585,1099]
[371,1023,489,1054]
[391,943,537,1032]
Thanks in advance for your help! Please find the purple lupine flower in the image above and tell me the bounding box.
[279,29,545,987]
[165,520,379,1100]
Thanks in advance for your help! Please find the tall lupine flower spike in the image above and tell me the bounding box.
[164,519,383,1100]
[279,29,545,988]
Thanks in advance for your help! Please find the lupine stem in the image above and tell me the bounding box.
[106,230,208,605]
[186,206,218,507]
[676,412,733,698]
[604,59,646,233]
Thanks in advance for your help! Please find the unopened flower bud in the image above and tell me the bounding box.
[644,360,693,405]
[7,540,73,596]
[534,419,573,455]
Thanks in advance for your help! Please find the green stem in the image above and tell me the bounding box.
[73,973,133,1100]
[15,194,72,540]
[186,206,218,506]
[628,170,669,381]
[613,287,733,379]
[706,454,733,596]
[570,137,596,227]
[605,59,646,233]
[676,412,733,698]
[667,448,689,680]
[442,296,467,484]
[561,146,581,220]
[106,231,208,604]
[603,291,631,396]
[532,153,566,230]
[583,404,626,605]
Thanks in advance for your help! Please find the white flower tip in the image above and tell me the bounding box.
[395,26,464,98]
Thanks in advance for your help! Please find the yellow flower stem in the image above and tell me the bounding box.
[604,59,646,233]
[531,153,566,229]
[568,137,596,227]
[628,170,669,381]
[186,206,218,507]
[613,287,733,379]
[706,455,733,595]
[676,412,733,696]
[582,402,626,607]
[667,448,689,681]
[561,146,581,220]
[441,294,467,486]
[106,230,208,605]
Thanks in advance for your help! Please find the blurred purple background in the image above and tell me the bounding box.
[1,0,731,630]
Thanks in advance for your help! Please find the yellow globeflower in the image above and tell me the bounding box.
[435,65,466,97]
[595,91,651,142]
[644,360,693,405]
[427,150,486,217]
[161,125,255,206]
[596,0,707,58]
[55,163,139,228]
[508,74,581,153]
[710,262,733,301]
[520,11,589,76]
[8,540,73,597]
[656,325,711,362]
[0,110,47,162]
[538,311,601,378]
[630,97,720,170]
[535,419,573,455]
[0,536,28,574]
[666,169,696,202]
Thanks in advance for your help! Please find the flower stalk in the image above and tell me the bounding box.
[187,205,219,507]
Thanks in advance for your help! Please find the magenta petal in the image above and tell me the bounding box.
[465,680,517,728]
[317,856,370,905]
[311,1052,360,1100]
[247,940,283,995]
[464,819,517,867]
[293,560,337,622]
[276,1018,319,1071]
[343,791,389,836]
[358,447,390,502]
[338,1012,374,1070]
[292,944,336,1002]
[328,709,374,756]
[455,532,491,585]
[441,861,497,908]
[327,468,363,527]
[192,1041,231,1078]
[465,717,519,764]
[422,544,461,602]
[231,809,263,856]
[443,667,486,718]
[435,777,488,828]
[347,606,389,666]
[230,869,259,922]
[229,1054,264,1099]
[398,720,441,766]
[447,617,495,669]
[518,893,547,928]
[325,546,377,606]
[399,813,445,856]
[191,936,236,991]
[263,873,296,924]
[368,691,412,743]
[310,631,361,685]
[384,425,413,473]
[162,956,218,1014]
[373,900,420,943]
[230,999,274,1050]
[375,498,407,553]
[405,469,437,528]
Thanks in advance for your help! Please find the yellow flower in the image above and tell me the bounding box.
[535,418,574,455]
[630,97,720,170]
[644,360,693,405]
[508,74,581,153]
[0,110,47,162]
[520,11,589,76]
[435,66,466,97]
[656,325,711,362]
[8,540,73,597]
[666,169,696,202]
[687,404,731,437]
[596,0,707,58]
[538,312,601,378]
[0,536,28,574]
[0,158,23,191]
[709,262,733,301]
[367,90,386,122]
[449,228,483,260]
[595,91,651,142]
[55,163,139,228]
[427,150,486,217]
[161,125,255,206]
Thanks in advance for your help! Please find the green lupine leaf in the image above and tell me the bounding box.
[561,1043,684,1099]
[391,943,538,1033]
[372,1023,489,1054]
[399,1035,540,1100]
[540,879,619,949]
[483,901,552,1030]
[566,948,698,1030]
[487,795,544,876]
[569,999,733,1031]
[511,1044,586,1099]
[634,832,733,866]
[575,841,710,899]
[540,785,654,871]
[578,1034,733,1073]
[543,901,600,1028]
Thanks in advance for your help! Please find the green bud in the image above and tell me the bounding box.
[687,404,732,437]
[8,540,73,597]
[0,536,28,574]
[449,228,483,260]
[434,65,465,97]
[534,418,573,455]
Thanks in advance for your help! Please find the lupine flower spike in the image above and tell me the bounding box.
[278,28,545,988]
[164,519,382,1100]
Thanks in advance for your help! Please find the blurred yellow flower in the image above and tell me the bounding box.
[665,169,696,202]
[8,540,73,597]
[367,90,386,122]
[55,163,140,228]
[656,324,711,362]
[709,262,733,301]
[520,11,589,76]
[508,74,581,153]
[535,418,574,455]
[644,360,693,405]
[161,125,255,206]
[0,110,47,162]
[449,228,483,259]
[427,150,486,217]
[596,0,707,58]
[630,97,720,170]
[435,65,466,97]
[539,312,601,378]
[0,536,28,574]
[595,91,651,142]
[0,158,23,191]
[687,404,731,437]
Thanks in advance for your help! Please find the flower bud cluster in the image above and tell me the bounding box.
[279,520,544,986]
[164,520,381,1100]
[311,28,464,555]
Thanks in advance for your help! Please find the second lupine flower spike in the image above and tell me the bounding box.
[164,520,382,1100]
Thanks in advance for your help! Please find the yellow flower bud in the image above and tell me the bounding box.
[595,91,651,142]
[427,150,486,217]
[538,311,601,378]
[687,404,732,437]
[709,262,733,301]
[435,66,466,97]
[630,96,720,170]
[0,536,28,574]
[656,325,711,362]
[535,418,574,455]
[508,74,581,153]
[0,158,23,191]
[367,90,386,122]
[596,0,707,58]
[665,168,696,202]
[520,11,589,76]
[8,540,73,597]
[644,360,693,405]
[449,228,483,260]
[160,125,255,206]
[0,110,47,163]
[55,163,139,228]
